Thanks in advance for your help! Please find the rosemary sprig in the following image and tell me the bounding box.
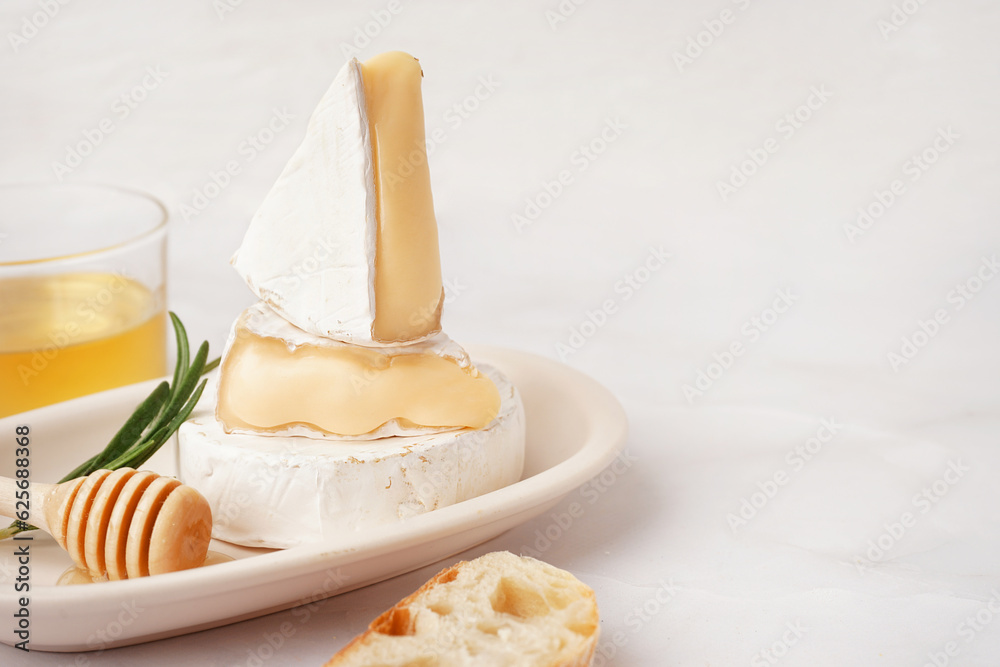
[0,312,218,541]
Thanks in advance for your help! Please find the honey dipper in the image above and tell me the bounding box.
[0,468,212,580]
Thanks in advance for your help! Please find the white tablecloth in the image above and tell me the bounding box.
[2,0,999,664]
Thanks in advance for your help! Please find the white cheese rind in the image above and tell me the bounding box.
[179,365,525,549]
[240,301,468,363]
[218,301,477,440]
[231,59,385,345]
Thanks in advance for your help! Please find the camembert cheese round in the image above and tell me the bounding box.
[177,365,525,548]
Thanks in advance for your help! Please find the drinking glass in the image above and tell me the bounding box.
[0,183,168,418]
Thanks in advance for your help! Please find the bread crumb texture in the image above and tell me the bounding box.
[325,551,599,667]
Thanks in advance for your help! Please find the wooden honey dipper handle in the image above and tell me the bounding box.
[0,475,74,536]
[0,469,212,580]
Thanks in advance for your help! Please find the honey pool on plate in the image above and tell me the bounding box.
[56,551,235,585]
[0,272,166,418]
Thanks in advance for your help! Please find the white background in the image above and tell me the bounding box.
[3,0,1000,664]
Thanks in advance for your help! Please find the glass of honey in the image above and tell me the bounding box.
[0,183,168,418]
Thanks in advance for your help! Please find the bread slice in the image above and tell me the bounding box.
[324,551,599,667]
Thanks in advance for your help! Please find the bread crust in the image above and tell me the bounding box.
[331,563,462,660]
[324,552,598,667]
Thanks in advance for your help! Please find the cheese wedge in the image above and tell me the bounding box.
[216,302,500,439]
[231,52,443,346]
[181,366,524,548]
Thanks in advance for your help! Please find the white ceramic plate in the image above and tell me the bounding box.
[0,346,627,652]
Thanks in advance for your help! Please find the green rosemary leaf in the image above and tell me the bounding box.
[58,375,172,483]
[106,379,208,471]
[0,524,24,541]
[87,380,171,474]
[170,312,189,391]
[168,377,209,434]
[148,340,208,437]
[170,340,208,409]
[107,341,209,470]
[203,356,221,374]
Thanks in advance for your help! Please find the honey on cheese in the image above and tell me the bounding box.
[183,366,523,548]
[232,52,443,346]
[363,51,443,343]
[216,304,500,438]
